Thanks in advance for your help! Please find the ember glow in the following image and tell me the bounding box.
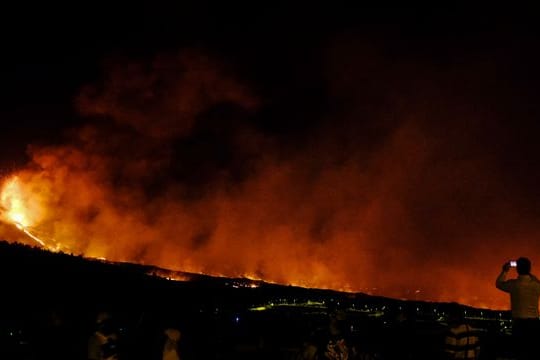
[1,177,32,228]
[0,177,47,247]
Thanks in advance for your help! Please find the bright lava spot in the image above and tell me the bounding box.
[1,176,47,248]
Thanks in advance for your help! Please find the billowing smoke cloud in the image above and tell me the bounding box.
[1,42,537,309]
[77,51,258,138]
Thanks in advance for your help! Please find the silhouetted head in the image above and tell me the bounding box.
[96,311,111,324]
[328,310,348,336]
[517,257,531,275]
[447,303,465,325]
[96,311,117,336]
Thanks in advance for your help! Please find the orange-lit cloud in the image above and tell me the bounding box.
[1,46,535,310]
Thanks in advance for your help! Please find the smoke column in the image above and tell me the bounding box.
[2,44,538,310]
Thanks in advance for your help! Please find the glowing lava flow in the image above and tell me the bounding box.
[12,221,46,247]
[0,176,48,248]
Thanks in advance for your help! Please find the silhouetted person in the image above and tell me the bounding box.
[150,315,193,360]
[161,328,181,360]
[36,310,76,360]
[384,307,415,360]
[496,257,540,360]
[443,304,481,360]
[88,312,120,360]
[300,310,355,360]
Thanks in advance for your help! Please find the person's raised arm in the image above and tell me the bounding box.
[496,262,511,292]
[529,273,540,285]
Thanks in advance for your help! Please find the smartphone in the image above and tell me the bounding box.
[510,260,517,267]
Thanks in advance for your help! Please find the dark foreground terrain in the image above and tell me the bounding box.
[0,240,515,359]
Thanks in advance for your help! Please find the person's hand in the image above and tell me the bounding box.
[502,262,511,272]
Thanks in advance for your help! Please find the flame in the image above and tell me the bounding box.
[1,177,31,228]
[1,176,51,249]
[148,269,192,282]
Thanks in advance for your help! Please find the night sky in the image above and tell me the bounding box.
[1,4,540,308]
